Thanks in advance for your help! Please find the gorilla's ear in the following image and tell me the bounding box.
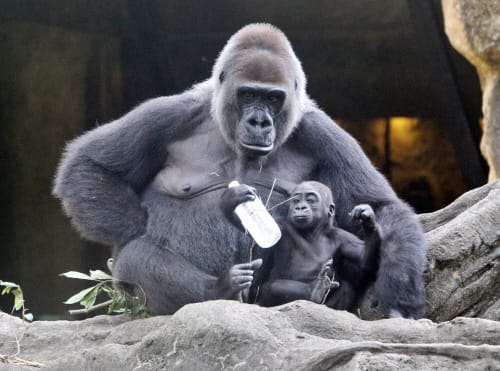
[219,71,226,84]
[328,203,335,218]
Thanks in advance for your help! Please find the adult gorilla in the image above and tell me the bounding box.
[53,23,426,318]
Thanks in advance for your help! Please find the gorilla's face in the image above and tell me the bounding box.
[235,84,285,156]
[288,182,334,231]
[211,24,307,159]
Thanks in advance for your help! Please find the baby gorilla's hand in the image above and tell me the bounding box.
[350,204,376,229]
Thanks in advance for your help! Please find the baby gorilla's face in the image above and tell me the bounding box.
[288,183,330,230]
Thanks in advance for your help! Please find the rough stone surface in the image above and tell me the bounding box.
[1,181,500,370]
[421,179,500,321]
[1,301,499,370]
[442,0,500,180]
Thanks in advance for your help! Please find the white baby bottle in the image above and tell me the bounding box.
[228,181,282,248]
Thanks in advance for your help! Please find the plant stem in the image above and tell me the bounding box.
[68,300,113,316]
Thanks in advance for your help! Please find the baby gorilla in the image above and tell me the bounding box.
[257,181,382,310]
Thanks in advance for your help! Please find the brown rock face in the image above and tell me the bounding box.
[442,0,500,180]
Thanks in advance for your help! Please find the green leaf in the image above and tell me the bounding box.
[0,281,20,288]
[60,271,95,281]
[63,286,97,305]
[90,270,113,281]
[80,286,99,309]
[13,288,24,311]
[100,284,115,294]
[1,286,12,295]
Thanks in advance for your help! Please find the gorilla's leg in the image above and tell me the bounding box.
[324,282,357,310]
[259,279,312,306]
[112,237,259,315]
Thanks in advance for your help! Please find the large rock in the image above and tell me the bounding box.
[420,179,500,321]
[1,300,499,370]
[442,0,500,180]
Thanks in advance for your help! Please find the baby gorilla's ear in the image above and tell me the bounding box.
[328,203,335,218]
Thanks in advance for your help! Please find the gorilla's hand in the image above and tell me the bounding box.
[220,183,257,230]
[216,259,263,300]
[350,204,376,229]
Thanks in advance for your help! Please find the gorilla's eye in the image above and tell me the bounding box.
[267,95,279,103]
[243,91,254,100]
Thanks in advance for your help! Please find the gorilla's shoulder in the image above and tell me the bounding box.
[298,107,343,134]
[122,80,213,123]
[329,227,360,242]
[292,107,357,153]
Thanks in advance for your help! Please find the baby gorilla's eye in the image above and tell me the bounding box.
[244,91,254,100]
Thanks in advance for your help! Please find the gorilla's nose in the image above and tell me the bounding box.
[247,110,272,131]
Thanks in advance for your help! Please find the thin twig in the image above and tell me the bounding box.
[268,195,298,211]
[68,300,113,316]
[264,178,277,208]
[0,330,43,368]
[249,241,256,262]
[0,355,43,368]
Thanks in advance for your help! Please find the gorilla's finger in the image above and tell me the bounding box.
[249,258,263,270]
[232,275,254,284]
[232,269,254,277]
[236,282,252,290]
[330,281,340,289]
[235,259,263,271]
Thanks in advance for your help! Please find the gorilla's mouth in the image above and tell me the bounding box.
[293,214,311,222]
[291,214,313,229]
[239,140,274,154]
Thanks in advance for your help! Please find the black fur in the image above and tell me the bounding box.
[53,24,426,318]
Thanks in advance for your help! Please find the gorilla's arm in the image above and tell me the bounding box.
[53,92,207,247]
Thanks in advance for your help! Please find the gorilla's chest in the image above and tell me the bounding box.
[151,123,316,199]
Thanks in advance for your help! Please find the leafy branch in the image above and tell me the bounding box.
[60,270,149,318]
[0,280,42,367]
[0,281,33,322]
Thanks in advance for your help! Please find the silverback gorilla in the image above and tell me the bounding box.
[250,181,382,311]
[53,23,426,318]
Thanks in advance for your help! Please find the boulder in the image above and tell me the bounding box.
[442,0,500,180]
[1,300,499,370]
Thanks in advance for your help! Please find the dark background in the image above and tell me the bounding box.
[0,0,486,318]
